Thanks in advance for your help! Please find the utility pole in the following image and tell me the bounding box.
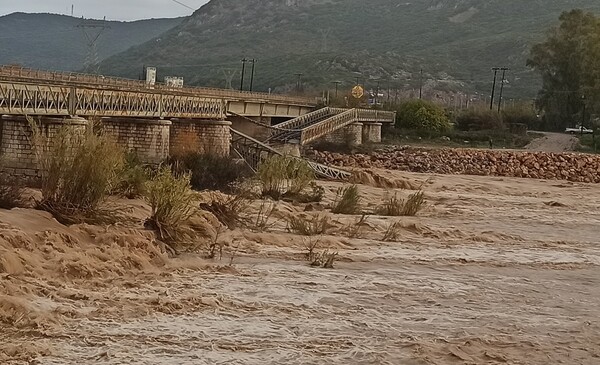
[419,68,423,99]
[76,19,110,74]
[355,76,360,86]
[295,73,304,94]
[249,59,256,91]
[490,67,500,110]
[239,58,247,91]
[387,79,391,105]
[332,81,341,99]
[374,80,381,108]
[581,95,587,136]
[497,67,509,113]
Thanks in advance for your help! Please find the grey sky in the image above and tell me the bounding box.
[0,0,210,21]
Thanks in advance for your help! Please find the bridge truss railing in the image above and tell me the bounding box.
[0,65,315,106]
[356,109,396,123]
[300,109,359,145]
[231,128,351,180]
[0,81,225,119]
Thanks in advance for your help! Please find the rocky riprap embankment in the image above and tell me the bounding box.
[310,147,600,183]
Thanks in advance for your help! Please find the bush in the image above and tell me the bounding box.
[455,108,505,131]
[287,213,331,236]
[331,185,361,214]
[145,167,197,245]
[376,191,425,217]
[0,176,26,209]
[172,153,252,193]
[199,192,250,229]
[114,154,148,199]
[502,104,541,131]
[257,156,315,200]
[30,121,125,224]
[396,99,451,133]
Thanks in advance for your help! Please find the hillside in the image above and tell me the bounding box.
[0,13,184,72]
[97,0,600,99]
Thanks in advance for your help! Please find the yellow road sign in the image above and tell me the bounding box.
[351,85,364,99]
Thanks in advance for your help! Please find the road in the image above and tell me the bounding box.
[525,132,579,153]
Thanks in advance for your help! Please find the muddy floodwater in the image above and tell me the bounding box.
[2,170,599,364]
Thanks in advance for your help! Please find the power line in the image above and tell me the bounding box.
[170,0,195,10]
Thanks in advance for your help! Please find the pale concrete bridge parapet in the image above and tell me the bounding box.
[170,119,232,157]
[0,115,88,178]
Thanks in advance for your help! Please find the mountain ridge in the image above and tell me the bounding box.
[0,12,184,72]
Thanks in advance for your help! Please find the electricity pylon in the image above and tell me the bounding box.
[76,19,110,74]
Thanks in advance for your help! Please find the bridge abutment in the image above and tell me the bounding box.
[170,119,231,157]
[100,118,171,164]
[0,115,87,178]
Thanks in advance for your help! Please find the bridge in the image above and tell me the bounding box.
[0,66,396,180]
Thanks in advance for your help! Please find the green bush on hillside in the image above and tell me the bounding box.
[395,100,451,133]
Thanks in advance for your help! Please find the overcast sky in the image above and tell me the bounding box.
[0,0,210,21]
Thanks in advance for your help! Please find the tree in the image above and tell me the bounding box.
[395,99,451,133]
[527,10,600,131]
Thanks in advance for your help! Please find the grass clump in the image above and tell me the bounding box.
[331,185,361,214]
[199,192,250,230]
[29,120,125,224]
[249,200,278,232]
[382,221,403,242]
[172,153,252,193]
[287,213,331,236]
[303,238,337,269]
[344,214,369,238]
[257,155,315,200]
[376,191,425,217]
[144,166,197,246]
[0,175,26,209]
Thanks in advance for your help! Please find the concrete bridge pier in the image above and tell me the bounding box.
[169,119,232,157]
[362,122,383,143]
[0,115,88,178]
[100,118,171,164]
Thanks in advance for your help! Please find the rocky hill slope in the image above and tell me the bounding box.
[0,13,183,72]
[98,0,600,97]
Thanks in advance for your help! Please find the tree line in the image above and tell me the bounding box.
[528,9,600,131]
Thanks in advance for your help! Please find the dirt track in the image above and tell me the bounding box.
[2,170,599,364]
[525,132,579,152]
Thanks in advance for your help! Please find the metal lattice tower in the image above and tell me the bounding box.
[76,19,110,74]
[222,69,237,89]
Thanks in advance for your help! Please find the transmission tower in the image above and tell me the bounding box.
[222,69,237,89]
[76,19,110,74]
[319,28,332,52]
